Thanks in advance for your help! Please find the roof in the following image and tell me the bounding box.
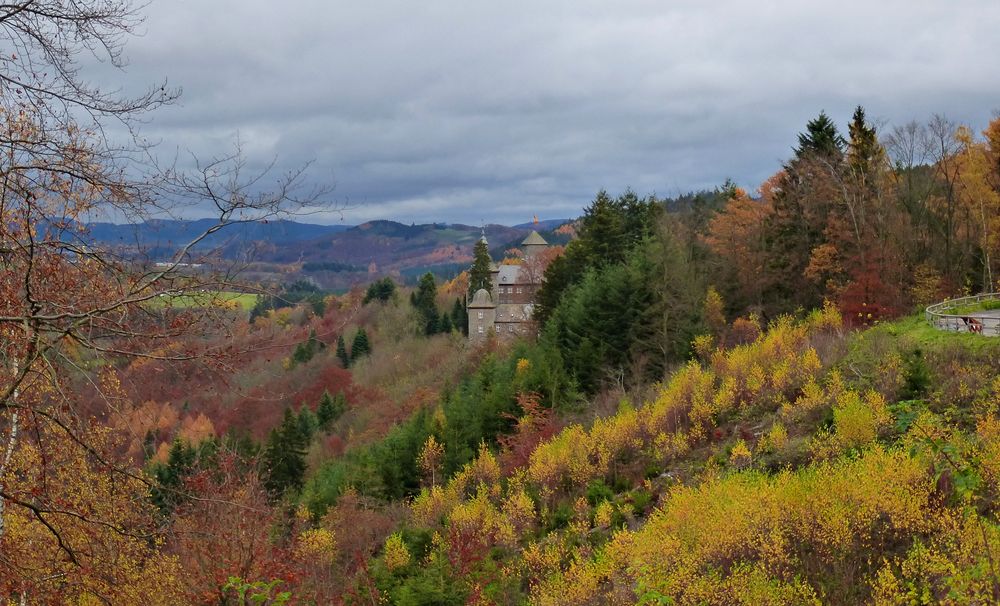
[521,230,548,246]
[468,288,495,308]
[496,264,523,284]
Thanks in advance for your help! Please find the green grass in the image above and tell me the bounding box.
[946,299,1000,315]
[875,314,1000,352]
[149,290,258,311]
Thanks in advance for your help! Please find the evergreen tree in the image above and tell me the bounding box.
[351,328,371,361]
[451,298,467,335]
[468,237,493,298]
[150,437,197,514]
[760,111,849,314]
[579,189,626,266]
[413,272,440,335]
[262,407,307,497]
[336,334,350,368]
[298,404,317,441]
[439,311,453,333]
[291,329,323,365]
[317,390,346,431]
[364,277,397,304]
[796,110,845,157]
[536,189,657,327]
[847,105,883,174]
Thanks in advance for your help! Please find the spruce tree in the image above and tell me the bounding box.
[847,105,881,176]
[291,329,322,366]
[351,328,371,361]
[413,273,440,335]
[297,404,317,441]
[364,277,397,304]
[439,311,453,333]
[579,189,626,266]
[336,334,350,368]
[262,407,307,497]
[451,298,467,335]
[468,237,493,298]
[151,438,197,514]
[317,390,345,431]
[796,110,845,157]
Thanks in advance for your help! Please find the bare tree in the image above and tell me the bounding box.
[0,1,340,597]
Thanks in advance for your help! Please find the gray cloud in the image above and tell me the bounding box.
[90,0,1000,224]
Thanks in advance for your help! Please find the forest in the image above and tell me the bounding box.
[2,1,1000,605]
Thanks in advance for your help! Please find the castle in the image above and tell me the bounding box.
[467,230,549,341]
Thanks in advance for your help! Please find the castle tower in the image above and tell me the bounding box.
[467,288,496,341]
[521,230,548,259]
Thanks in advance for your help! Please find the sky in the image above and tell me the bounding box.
[94,0,1000,225]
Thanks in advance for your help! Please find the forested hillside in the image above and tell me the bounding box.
[3,0,1000,602]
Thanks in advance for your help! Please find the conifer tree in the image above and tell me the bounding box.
[439,311,453,333]
[451,297,468,335]
[796,110,845,157]
[291,329,322,365]
[413,272,440,335]
[351,328,371,361]
[364,277,397,304]
[297,405,317,441]
[336,334,350,368]
[317,390,346,431]
[262,408,307,497]
[151,438,197,514]
[848,105,880,174]
[579,189,626,266]
[468,237,493,298]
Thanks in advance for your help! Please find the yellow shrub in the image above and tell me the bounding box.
[758,422,788,454]
[383,532,411,571]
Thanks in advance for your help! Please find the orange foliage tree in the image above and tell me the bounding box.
[0,1,337,599]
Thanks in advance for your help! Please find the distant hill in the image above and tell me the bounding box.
[512,218,570,231]
[269,221,539,271]
[86,218,351,254]
[84,218,571,288]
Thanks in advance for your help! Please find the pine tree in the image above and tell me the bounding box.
[439,311,453,333]
[262,408,307,497]
[796,110,845,157]
[468,237,493,298]
[364,277,397,304]
[351,328,371,361]
[297,404,317,441]
[413,272,440,335]
[151,437,197,514]
[291,329,322,366]
[579,189,626,266]
[451,298,467,335]
[317,390,346,431]
[336,334,350,368]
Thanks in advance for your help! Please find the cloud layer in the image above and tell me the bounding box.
[95,0,1000,224]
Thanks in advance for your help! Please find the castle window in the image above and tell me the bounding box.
[477,311,483,319]
[478,325,483,334]
[508,324,514,332]
[516,287,523,294]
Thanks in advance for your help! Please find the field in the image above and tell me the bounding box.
[148,290,259,311]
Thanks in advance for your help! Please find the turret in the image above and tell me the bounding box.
[467,288,496,341]
[521,230,548,259]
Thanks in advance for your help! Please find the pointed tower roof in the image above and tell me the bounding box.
[521,230,548,246]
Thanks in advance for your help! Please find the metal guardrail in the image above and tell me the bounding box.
[925,292,1000,336]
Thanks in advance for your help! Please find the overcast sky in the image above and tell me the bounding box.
[98,0,1000,225]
